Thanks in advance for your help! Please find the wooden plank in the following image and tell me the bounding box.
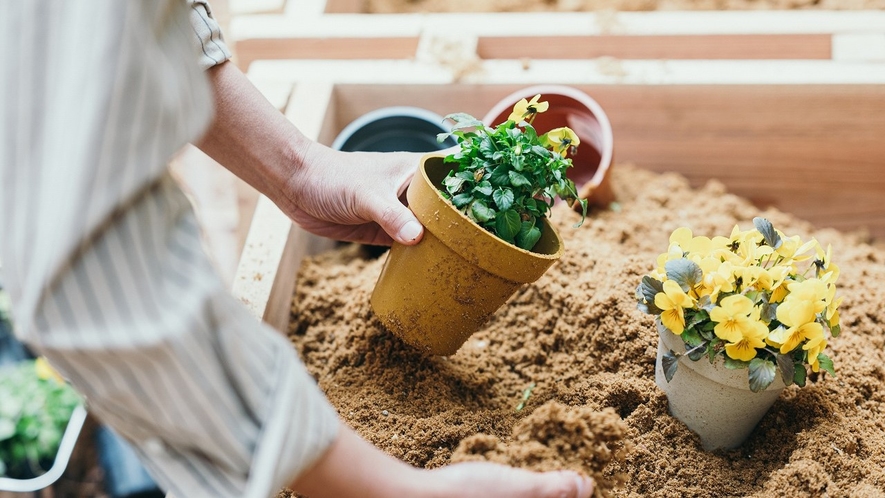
[231,82,337,332]
[235,37,418,71]
[324,83,885,238]
[477,34,832,60]
[246,58,885,86]
[231,11,885,39]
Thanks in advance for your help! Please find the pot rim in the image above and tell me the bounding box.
[408,152,564,283]
[0,403,87,492]
[331,106,450,151]
[659,327,787,393]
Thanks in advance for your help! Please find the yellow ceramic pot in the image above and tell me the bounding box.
[370,153,564,356]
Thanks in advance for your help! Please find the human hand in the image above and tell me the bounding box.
[280,143,425,246]
[294,427,594,498]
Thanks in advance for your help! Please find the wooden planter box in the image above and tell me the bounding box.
[230,0,885,72]
[233,77,885,332]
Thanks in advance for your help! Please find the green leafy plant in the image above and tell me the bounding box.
[0,358,82,478]
[636,217,842,392]
[437,94,588,251]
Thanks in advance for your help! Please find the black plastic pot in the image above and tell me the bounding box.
[331,106,456,153]
[332,106,457,256]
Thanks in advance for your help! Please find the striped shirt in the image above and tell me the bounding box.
[0,2,339,497]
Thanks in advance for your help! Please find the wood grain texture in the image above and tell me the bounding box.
[330,83,885,239]
[235,37,419,70]
[477,34,832,60]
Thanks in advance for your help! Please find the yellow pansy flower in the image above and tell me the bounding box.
[803,335,827,372]
[785,278,828,315]
[710,294,756,343]
[737,266,774,292]
[776,298,816,329]
[698,260,734,303]
[724,320,768,362]
[507,94,549,123]
[669,227,714,256]
[768,321,824,355]
[654,280,695,334]
[544,127,580,157]
[814,243,840,284]
[825,284,843,329]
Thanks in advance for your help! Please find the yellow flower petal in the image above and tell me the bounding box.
[35,357,65,384]
[545,127,580,157]
[507,94,549,123]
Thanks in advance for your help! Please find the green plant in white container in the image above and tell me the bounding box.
[0,357,83,481]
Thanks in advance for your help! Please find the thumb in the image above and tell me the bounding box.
[375,200,424,245]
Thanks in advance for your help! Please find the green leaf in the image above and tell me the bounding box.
[493,188,514,211]
[444,112,484,131]
[776,354,795,387]
[489,166,510,187]
[516,223,542,251]
[724,356,750,370]
[748,358,777,393]
[680,327,704,348]
[830,323,841,338]
[473,180,493,196]
[495,210,521,241]
[479,136,496,156]
[753,217,783,250]
[684,309,710,331]
[817,353,837,378]
[452,193,473,208]
[707,338,724,362]
[686,342,708,361]
[509,171,531,188]
[697,294,714,313]
[443,175,465,193]
[636,276,665,315]
[760,299,777,323]
[665,258,703,293]
[793,364,807,387]
[471,200,495,223]
[662,351,679,383]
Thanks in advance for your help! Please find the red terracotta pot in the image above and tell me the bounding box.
[482,85,615,208]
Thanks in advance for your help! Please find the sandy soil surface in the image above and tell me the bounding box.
[280,163,885,497]
[367,0,885,12]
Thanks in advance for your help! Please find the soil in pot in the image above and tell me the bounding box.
[282,164,885,497]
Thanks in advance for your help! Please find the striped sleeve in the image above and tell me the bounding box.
[187,0,233,70]
[0,2,339,497]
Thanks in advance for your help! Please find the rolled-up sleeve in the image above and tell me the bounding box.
[187,0,233,70]
[0,2,338,497]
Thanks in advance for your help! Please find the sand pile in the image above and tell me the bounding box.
[284,164,885,497]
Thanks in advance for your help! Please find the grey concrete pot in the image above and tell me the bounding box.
[655,328,785,451]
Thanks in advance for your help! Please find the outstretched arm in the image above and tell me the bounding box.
[194,60,424,246]
[292,426,594,498]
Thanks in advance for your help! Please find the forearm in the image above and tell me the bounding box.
[292,427,433,498]
[194,60,308,216]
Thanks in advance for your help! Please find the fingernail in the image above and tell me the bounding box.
[398,220,423,242]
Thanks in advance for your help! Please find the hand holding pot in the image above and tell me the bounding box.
[281,143,426,247]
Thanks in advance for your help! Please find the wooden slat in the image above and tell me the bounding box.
[235,37,418,70]
[326,83,885,238]
[231,11,885,39]
[231,82,337,332]
[478,34,832,60]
